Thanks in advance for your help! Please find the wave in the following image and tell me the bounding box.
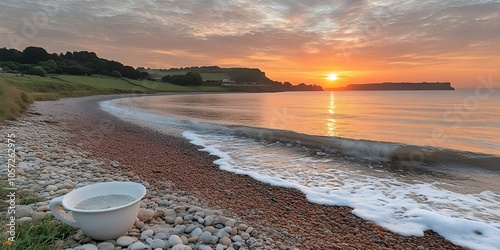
[100,99,500,171]
[220,126,500,171]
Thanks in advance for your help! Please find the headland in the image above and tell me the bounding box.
[328,82,455,91]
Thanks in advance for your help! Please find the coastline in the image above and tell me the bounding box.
[4,95,465,249]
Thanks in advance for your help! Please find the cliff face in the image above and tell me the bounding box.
[333,82,454,91]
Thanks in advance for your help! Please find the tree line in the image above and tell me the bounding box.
[0,46,144,79]
[161,72,203,86]
[0,46,323,90]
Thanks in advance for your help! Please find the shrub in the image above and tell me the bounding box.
[109,70,122,78]
[62,65,87,75]
[27,66,47,77]
[161,72,203,85]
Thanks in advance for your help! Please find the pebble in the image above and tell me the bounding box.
[116,236,135,246]
[200,231,212,243]
[174,216,184,225]
[74,244,98,250]
[16,207,32,218]
[17,217,33,223]
[237,223,248,231]
[198,245,213,250]
[129,241,151,250]
[169,235,183,246]
[171,245,192,250]
[219,237,231,246]
[216,229,230,238]
[153,233,168,240]
[149,239,166,248]
[141,229,154,238]
[191,228,203,237]
[138,208,155,222]
[96,242,115,250]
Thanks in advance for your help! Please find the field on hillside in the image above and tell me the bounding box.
[146,69,230,81]
[58,75,150,91]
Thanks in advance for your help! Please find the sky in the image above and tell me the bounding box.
[0,0,499,88]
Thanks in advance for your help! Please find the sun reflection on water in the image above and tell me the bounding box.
[327,91,336,136]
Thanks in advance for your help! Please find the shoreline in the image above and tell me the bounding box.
[5,95,465,249]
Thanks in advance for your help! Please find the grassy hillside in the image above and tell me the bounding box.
[0,78,31,121]
[0,74,126,123]
[0,74,236,124]
[57,75,151,91]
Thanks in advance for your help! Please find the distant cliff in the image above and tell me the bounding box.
[328,82,455,91]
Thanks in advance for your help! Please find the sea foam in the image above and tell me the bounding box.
[182,131,500,250]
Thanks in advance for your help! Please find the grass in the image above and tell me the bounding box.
[0,182,75,250]
[0,78,32,122]
[57,75,150,91]
[0,217,75,250]
[0,182,43,211]
[18,192,44,206]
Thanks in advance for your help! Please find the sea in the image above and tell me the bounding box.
[101,90,500,250]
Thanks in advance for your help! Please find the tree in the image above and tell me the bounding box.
[185,72,203,85]
[99,69,108,75]
[0,48,22,62]
[161,74,172,82]
[21,46,50,64]
[109,70,122,78]
[62,65,88,75]
[140,71,150,80]
[83,61,97,73]
[0,46,142,80]
[27,66,47,77]
[45,60,58,68]
[20,64,32,75]
[161,72,203,85]
[0,61,19,71]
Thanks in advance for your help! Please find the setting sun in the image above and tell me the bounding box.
[327,73,338,81]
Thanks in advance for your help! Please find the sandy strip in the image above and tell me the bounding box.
[35,95,465,250]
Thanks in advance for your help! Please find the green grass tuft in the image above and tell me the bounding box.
[18,192,43,206]
[0,182,75,249]
[0,217,75,250]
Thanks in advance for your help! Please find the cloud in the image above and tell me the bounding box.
[0,0,499,87]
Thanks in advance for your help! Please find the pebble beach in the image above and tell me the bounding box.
[1,95,467,250]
